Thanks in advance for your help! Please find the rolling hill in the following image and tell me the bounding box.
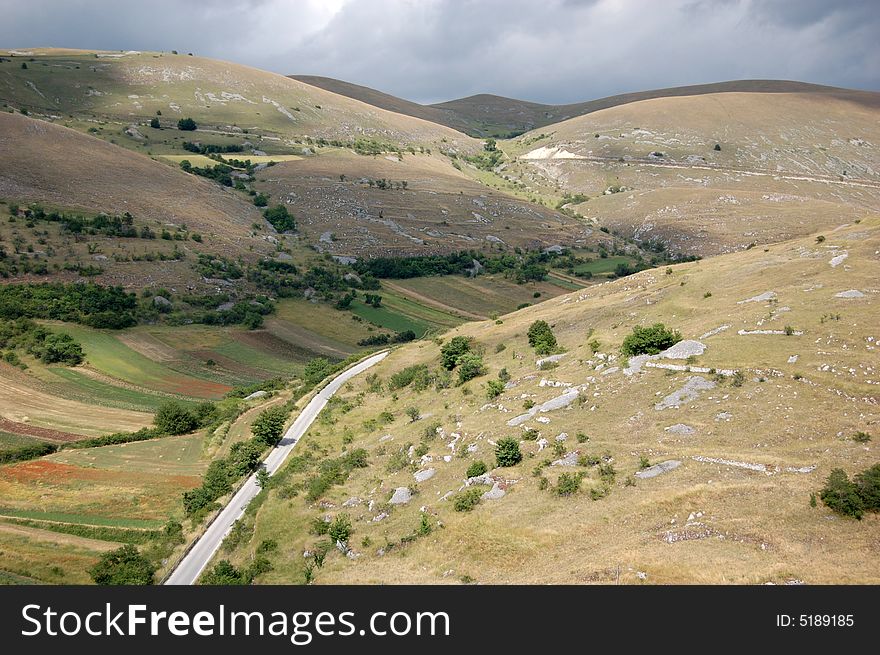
[504,89,880,256]
[290,77,879,138]
[217,216,880,584]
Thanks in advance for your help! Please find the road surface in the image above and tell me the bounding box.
[165,350,389,585]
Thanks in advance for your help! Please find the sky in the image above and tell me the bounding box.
[1,0,877,104]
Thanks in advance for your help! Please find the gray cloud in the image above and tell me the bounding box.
[1,0,877,104]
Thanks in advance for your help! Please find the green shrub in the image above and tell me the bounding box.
[177,117,197,131]
[620,323,682,356]
[89,544,155,585]
[328,514,352,543]
[251,406,287,446]
[495,437,522,467]
[486,379,505,399]
[853,431,872,443]
[466,460,488,478]
[440,336,472,369]
[456,352,486,384]
[556,472,585,496]
[820,468,864,519]
[854,464,880,511]
[452,488,482,512]
[527,320,557,355]
[154,401,199,435]
[263,205,296,233]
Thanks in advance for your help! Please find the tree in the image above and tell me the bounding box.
[252,406,287,446]
[854,464,880,512]
[256,465,270,488]
[303,357,332,386]
[263,205,296,233]
[620,323,682,356]
[177,117,197,131]
[253,192,269,207]
[527,320,557,355]
[820,468,864,519]
[440,336,472,370]
[456,352,486,384]
[495,437,522,467]
[89,544,155,585]
[154,401,198,435]
[405,406,421,422]
[200,560,247,585]
[37,333,84,365]
[149,117,160,129]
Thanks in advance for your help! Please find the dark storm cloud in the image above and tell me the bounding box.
[1,0,877,104]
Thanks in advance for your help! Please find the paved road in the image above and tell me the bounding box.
[165,351,389,585]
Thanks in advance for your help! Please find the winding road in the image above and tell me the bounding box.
[165,350,389,585]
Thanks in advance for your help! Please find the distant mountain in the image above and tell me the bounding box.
[290,77,880,138]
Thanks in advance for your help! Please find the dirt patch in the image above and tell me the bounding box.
[0,418,83,443]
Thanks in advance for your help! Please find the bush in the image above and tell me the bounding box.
[486,379,505,399]
[495,437,522,467]
[854,464,880,511]
[452,488,482,512]
[820,468,864,519]
[328,513,352,543]
[251,406,287,446]
[440,336,472,369]
[466,460,488,478]
[456,352,486,384]
[154,401,199,435]
[263,205,296,233]
[177,117,197,131]
[89,544,155,585]
[620,323,682,356]
[405,406,421,422]
[527,320,557,355]
[556,472,585,496]
[853,431,872,443]
[149,117,160,128]
[303,357,333,386]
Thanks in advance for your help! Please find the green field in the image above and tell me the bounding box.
[571,255,638,276]
[44,368,195,412]
[0,432,42,453]
[390,274,571,317]
[50,433,206,477]
[0,508,165,530]
[59,325,230,398]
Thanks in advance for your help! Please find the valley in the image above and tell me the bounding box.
[0,46,877,585]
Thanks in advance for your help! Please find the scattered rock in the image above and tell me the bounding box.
[481,483,506,500]
[654,376,716,410]
[551,451,579,467]
[466,474,494,486]
[737,291,777,304]
[413,468,436,483]
[636,460,682,479]
[153,295,172,309]
[835,289,864,298]
[389,487,412,505]
[244,390,268,401]
[536,353,566,368]
[342,497,361,508]
[829,252,848,267]
[555,432,568,442]
[700,325,730,339]
[787,355,799,363]
[658,340,706,359]
[665,423,695,435]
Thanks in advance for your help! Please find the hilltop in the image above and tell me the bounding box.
[289,78,878,138]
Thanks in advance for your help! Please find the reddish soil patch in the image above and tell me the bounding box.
[0,418,84,443]
[0,460,112,483]
[190,350,267,378]
[166,376,231,399]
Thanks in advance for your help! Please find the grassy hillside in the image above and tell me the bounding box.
[499,90,880,256]
[0,48,477,151]
[215,217,880,584]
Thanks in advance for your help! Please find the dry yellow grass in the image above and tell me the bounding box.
[221,217,880,584]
